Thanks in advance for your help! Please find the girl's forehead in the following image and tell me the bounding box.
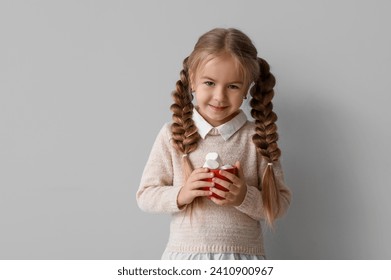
[196,54,244,80]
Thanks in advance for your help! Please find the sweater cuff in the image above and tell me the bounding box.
[235,185,260,213]
[167,185,187,213]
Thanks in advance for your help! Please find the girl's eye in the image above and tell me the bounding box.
[228,84,240,89]
[204,81,215,86]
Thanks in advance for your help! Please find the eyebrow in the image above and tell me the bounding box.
[200,76,244,84]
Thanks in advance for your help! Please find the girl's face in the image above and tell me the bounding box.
[192,54,246,127]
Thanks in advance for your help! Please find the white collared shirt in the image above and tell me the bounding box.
[192,108,247,141]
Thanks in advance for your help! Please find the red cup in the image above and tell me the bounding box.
[202,167,238,199]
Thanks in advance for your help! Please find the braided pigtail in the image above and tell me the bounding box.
[250,57,287,227]
[170,57,201,182]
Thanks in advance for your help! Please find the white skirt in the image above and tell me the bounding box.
[161,250,265,260]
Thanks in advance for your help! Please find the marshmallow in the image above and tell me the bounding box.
[203,152,234,170]
[204,152,223,168]
[203,159,220,169]
[205,152,219,161]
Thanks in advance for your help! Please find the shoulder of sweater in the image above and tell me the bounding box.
[151,122,172,147]
[241,120,256,133]
[243,120,256,128]
[160,122,172,135]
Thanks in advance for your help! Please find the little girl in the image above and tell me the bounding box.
[136,28,291,260]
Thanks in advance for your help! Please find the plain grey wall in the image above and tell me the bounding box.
[1,0,390,259]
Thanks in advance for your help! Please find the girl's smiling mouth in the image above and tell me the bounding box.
[209,104,229,111]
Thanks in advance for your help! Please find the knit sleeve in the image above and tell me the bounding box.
[235,185,264,220]
[136,124,184,213]
[235,160,291,221]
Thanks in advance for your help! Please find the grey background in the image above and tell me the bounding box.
[1,0,390,259]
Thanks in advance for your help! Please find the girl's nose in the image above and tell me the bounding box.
[213,86,227,101]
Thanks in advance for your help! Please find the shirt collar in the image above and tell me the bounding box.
[192,107,247,141]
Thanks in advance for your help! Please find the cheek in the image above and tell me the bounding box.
[231,95,244,106]
[194,89,211,103]
[194,92,206,106]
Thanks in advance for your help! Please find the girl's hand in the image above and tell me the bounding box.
[210,161,247,206]
[177,167,215,208]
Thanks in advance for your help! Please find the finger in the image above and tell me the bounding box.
[188,168,212,183]
[210,196,230,206]
[212,177,232,190]
[218,170,240,186]
[210,187,230,200]
[192,167,210,174]
[211,181,239,196]
[224,182,240,195]
[191,171,215,182]
[193,189,213,197]
[191,181,214,190]
[235,161,245,180]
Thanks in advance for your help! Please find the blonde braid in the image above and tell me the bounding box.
[170,57,201,180]
[250,57,283,226]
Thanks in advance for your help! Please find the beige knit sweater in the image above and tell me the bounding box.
[136,117,291,256]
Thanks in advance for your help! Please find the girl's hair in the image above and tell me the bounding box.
[170,28,289,226]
